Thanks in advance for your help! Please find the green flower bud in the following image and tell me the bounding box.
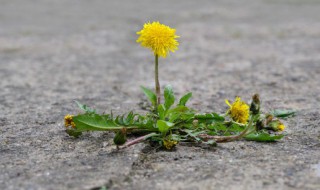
[250,94,260,115]
[113,128,127,146]
[267,120,285,131]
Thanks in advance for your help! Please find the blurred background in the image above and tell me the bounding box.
[1,0,319,110]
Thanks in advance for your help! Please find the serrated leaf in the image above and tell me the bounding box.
[115,115,124,125]
[74,100,96,113]
[244,133,284,142]
[271,109,296,118]
[124,111,134,125]
[157,120,174,134]
[73,114,120,131]
[141,86,157,106]
[178,92,192,106]
[164,85,175,110]
[135,116,154,129]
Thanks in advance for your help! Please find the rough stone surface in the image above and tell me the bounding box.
[1,0,320,189]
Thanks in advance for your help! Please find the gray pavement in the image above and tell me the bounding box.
[1,0,320,189]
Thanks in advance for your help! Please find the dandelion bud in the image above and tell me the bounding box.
[113,128,127,146]
[265,114,273,125]
[267,120,286,132]
[250,94,260,115]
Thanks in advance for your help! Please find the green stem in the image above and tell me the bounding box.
[155,55,160,107]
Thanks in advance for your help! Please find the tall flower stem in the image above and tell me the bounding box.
[155,55,160,106]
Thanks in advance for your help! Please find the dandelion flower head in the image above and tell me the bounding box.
[225,97,250,124]
[136,21,179,58]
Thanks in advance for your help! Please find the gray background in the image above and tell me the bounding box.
[1,0,320,189]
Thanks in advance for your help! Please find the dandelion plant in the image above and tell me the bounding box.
[63,21,294,150]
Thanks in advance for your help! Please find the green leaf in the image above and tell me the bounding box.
[73,114,120,132]
[271,109,296,118]
[157,104,166,120]
[195,113,225,122]
[164,85,175,110]
[168,112,180,123]
[141,86,157,106]
[228,123,245,133]
[170,134,181,141]
[182,129,203,141]
[208,123,227,131]
[167,105,189,114]
[167,106,192,122]
[115,115,124,125]
[74,101,96,113]
[212,113,225,121]
[180,112,195,121]
[178,92,192,106]
[245,133,284,142]
[157,120,174,134]
[124,111,134,125]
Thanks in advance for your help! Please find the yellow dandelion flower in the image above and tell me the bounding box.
[225,97,250,124]
[136,21,179,58]
[64,114,74,128]
[277,123,286,131]
[163,139,178,150]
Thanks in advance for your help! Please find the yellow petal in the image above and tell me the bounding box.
[225,99,232,107]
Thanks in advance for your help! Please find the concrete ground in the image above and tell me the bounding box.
[1,0,319,189]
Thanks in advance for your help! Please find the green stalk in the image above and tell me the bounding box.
[155,55,160,107]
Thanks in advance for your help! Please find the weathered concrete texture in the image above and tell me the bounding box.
[1,0,320,189]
